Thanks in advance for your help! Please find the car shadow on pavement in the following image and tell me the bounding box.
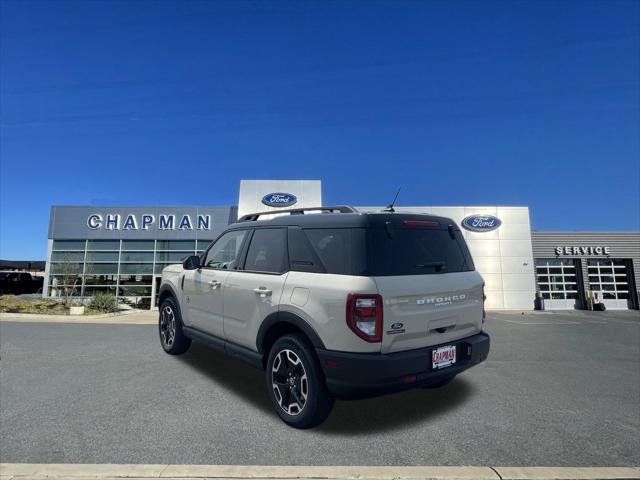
[318,378,475,435]
[180,342,476,434]
[179,342,273,415]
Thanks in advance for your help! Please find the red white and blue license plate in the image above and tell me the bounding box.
[432,344,456,370]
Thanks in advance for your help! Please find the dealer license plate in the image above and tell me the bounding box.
[432,344,456,370]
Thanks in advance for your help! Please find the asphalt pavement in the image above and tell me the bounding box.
[0,310,638,466]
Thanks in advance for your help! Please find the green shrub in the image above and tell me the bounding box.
[89,293,119,313]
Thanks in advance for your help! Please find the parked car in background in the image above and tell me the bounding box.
[0,272,43,295]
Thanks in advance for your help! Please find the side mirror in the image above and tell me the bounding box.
[183,255,201,270]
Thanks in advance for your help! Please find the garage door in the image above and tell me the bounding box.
[536,258,580,310]
[587,259,632,310]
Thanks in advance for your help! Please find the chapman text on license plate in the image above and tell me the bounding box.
[432,344,456,370]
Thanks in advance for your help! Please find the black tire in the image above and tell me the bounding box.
[266,333,335,429]
[422,374,456,389]
[158,297,191,355]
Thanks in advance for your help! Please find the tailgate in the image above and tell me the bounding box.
[375,271,484,353]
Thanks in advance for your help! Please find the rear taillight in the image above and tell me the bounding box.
[346,294,383,342]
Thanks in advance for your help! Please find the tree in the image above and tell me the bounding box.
[50,254,83,308]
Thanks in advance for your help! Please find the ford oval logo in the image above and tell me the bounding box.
[261,193,298,208]
[391,322,404,330]
[461,214,502,232]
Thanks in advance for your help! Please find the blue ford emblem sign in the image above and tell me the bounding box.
[461,214,502,232]
[261,192,298,208]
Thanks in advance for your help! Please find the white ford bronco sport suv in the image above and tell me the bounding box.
[158,206,490,428]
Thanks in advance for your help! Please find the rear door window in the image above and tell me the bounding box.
[369,226,474,276]
[244,228,287,274]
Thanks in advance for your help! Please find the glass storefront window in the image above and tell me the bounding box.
[119,263,153,274]
[52,240,86,251]
[156,240,195,251]
[87,240,120,250]
[86,252,120,262]
[119,285,152,296]
[84,275,118,285]
[47,237,237,308]
[84,286,117,296]
[49,275,82,286]
[84,263,118,274]
[120,251,154,262]
[121,240,155,250]
[50,262,83,274]
[51,251,85,262]
[155,251,191,263]
[119,274,153,285]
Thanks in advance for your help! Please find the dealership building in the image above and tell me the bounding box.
[44,180,640,311]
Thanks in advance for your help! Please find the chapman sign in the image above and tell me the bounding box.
[555,246,611,256]
[87,213,211,231]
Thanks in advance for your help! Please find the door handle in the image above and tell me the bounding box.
[209,280,221,289]
[253,287,272,297]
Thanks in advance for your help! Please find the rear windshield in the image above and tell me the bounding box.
[293,226,474,276]
[369,227,474,276]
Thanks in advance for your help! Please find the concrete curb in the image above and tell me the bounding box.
[0,310,156,324]
[1,464,638,480]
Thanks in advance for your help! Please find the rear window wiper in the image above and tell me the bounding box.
[415,262,446,271]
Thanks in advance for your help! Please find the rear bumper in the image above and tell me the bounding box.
[316,332,490,399]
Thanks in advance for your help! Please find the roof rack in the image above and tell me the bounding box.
[238,206,358,222]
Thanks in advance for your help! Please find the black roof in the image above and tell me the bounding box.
[229,206,458,230]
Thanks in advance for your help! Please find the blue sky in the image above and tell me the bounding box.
[1,0,638,260]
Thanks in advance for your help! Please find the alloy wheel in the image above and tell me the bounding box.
[271,349,308,416]
[160,305,176,348]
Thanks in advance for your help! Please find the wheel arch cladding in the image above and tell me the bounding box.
[158,285,184,323]
[158,285,177,305]
[257,311,326,363]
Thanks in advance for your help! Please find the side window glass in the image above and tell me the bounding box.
[244,229,286,274]
[304,228,367,275]
[203,230,247,270]
[288,228,324,273]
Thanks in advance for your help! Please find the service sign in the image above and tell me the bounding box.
[555,246,611,256]
[261,193,298,208]
[461,214,502,232]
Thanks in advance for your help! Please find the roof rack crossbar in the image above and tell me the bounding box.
[238,206,357,222]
